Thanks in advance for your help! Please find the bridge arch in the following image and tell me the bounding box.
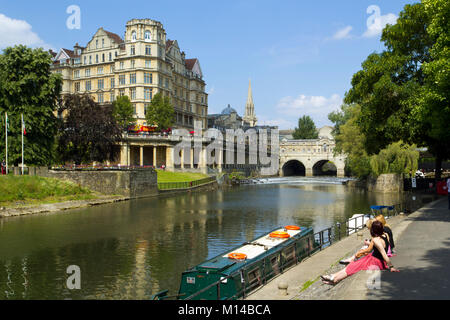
[282,160,306,177]
[313,160,337,176]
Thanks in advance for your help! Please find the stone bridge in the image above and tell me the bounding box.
[279,136,346,177]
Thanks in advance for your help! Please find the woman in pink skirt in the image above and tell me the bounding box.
[321,220,399,285]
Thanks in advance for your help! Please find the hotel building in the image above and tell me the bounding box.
[51,18,208,130]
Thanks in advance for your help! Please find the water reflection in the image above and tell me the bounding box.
[0,177,407,299]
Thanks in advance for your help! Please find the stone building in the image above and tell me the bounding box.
[50,18,208,130]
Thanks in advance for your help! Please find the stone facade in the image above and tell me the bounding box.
[279,127,346,177]
[367,173,404,193]
[40,168,158,199]
[51,18,208,130]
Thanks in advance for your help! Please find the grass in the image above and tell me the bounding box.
[156,170,209,183]
[0,175,96,207]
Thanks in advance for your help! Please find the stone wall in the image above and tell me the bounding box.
[367,173,404,193]
[38,168,158,199]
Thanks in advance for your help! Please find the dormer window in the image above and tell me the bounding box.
[131,31,137,42]
[145,30,151,41]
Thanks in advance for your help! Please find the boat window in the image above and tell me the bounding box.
[247,267,262,288]
[282,246,296,264]
[271,256,280,275]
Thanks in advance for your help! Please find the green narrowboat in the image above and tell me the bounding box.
[153,225,316,300]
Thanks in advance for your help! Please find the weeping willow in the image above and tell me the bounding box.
[369,141,419,177]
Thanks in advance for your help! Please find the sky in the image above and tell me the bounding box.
[0,0,417,129]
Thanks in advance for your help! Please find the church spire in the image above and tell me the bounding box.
[244,79,257,127]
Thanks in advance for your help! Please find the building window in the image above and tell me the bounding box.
[89,56,92,64]
[145,30,151,41]
[74,70,80,79]
[131,60,135,68]
[144,103,150,115]
[98,79,104,90]
[131,31,137,42]
[96,40,99,49]
[119,89,125,97]
[102,53,105,62]
[144,72,152,84]
[96,55,99,63]
[75,82,80,92]
[145,45,151,55]
[84,56,87,65]
[110,78,115,88]
[120,61,124,70]
[111,94,116,102]
[165,78,169,88]
[86,80,91,91]
[130,73,136,84]
[102,38,105,48]
[98,93,104,103]
[145,60,151,68]
[85,68,90,77]
[144,88,152,100]
[130,88,136,100]
[133,103,137,115]
[131,45,135,56]
[97,67,103,75]
[119,75,126,85]
[109,52,112,61]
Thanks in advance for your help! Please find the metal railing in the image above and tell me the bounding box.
[175,202,407,301]
[157,176,216,191]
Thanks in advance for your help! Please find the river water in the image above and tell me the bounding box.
[0,177,409,300]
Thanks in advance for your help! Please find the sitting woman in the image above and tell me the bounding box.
[340,219,377,265]
[375,214,395,252]
[321,220,399,285]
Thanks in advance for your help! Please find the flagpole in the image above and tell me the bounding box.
[5,112,8,175]
[22,113,24,175]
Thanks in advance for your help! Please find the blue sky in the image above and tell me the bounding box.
[0,0,417,129]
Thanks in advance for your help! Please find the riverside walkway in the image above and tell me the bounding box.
[246,196,450,300]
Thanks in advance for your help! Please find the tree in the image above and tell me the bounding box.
[0,45,62,166]
[328,103,355,138]
[333,104,372,178]
[369,141,419,177]
[413,0,450,179]
[112,95,135,131]
[344,1,449,179]
[292,115,319,140]
[57,94,122,165]
[145,93,174,131]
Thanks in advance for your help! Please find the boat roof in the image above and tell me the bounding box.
[185,226,313,276]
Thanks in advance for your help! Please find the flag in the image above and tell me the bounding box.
[22,117,26,135]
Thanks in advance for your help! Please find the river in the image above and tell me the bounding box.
[0,177,409,300]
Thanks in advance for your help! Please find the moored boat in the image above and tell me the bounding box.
[152,225,316,300]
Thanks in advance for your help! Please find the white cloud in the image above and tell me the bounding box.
[0,13,53,50]
[275,93,342,128]
[332,26,353,40]
[207,86,215,95]
[363,5,397,38]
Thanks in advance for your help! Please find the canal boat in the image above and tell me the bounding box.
[152,225,316,300]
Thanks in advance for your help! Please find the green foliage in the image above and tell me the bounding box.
[112,95,135,130]
[343,0,449,178]
[327,104,355,138]
[369,141,419,177]
[0,175,93,205]
[0,45,62,166]
[332,104,370,177]
[292,115,319,140]
[145,93,174,131]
